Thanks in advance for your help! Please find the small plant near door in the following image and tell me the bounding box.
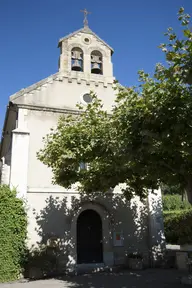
[127,252,143,270]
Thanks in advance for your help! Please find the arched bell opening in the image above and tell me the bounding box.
[91,50,103,75]
[71,47,84,72]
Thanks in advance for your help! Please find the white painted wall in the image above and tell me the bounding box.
[27,191,150,268]
[9,109,30,198]
[9,128,29,198]
[12,78,116,112]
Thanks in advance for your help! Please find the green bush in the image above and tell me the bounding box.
[162,194,191,211]
[164,209,192,244]
[0,185,27,282]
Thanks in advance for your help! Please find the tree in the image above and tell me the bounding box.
[161,184,182,195]
[37,8,192,202]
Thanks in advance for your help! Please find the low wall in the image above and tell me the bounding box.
[165,244,192,270]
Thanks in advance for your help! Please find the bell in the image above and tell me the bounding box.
[91,62,102,74]
[72,59,82,71]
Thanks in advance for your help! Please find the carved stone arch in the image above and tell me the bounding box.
[68,43,86,54]
[90,49,104,75]
[70,45,84,72]
[68,200,114,267]
[88,46,106,57]
[71,200,114,226]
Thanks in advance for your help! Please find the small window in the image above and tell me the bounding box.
[82,93,92,104]
[79,162,88,170]
[83,37,91,45]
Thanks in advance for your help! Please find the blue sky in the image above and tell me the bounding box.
[0,0,191,132]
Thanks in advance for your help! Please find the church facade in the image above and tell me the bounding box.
[0,17,165,272]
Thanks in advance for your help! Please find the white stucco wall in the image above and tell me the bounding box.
[20,90,162,268]
[24,77,116,189]
[9,97,163,269]
[0,108,17,185]
[12,77,116,112]
[27,190,150,268]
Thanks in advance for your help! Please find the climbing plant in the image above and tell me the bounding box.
[0,185,27,282]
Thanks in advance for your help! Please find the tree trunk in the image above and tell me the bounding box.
[185,178,192,204]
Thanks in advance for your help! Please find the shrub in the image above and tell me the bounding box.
[0,185,27,282]
[164,209,192,244]
[162,194,191,211]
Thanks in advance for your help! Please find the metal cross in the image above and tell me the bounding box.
[80,9,91,27]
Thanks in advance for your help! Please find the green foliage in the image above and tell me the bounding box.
[161,184,183,195]
[162,194,191,211]
[38,8,192,202]
[0,185,27,282]
[164,209,192,244]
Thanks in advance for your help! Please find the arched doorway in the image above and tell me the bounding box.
[77,209,103,264]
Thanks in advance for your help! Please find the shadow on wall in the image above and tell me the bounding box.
[148,191,166,267]
[24,191,165,279]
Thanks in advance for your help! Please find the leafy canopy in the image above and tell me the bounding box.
[38,8,192,201]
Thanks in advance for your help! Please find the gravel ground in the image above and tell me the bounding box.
[0,269,187,288]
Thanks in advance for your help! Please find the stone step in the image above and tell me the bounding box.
[67,263,123,276]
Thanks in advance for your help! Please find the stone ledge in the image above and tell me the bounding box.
[12,128,30,135]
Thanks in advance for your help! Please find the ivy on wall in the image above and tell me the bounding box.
[0,185,27,282]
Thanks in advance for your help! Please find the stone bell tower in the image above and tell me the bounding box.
[57,9,114,86]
